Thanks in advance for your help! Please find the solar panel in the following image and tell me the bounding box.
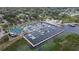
[23,22,64,47]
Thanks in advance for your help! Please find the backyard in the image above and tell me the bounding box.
[4,33,79,51]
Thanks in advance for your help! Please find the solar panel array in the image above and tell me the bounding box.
[23,22,64,47]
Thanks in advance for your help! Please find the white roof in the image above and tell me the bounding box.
[45,19,62,25]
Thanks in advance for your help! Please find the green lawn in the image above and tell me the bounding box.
[41,33,79,51]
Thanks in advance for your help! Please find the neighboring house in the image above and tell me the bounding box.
[45,19,62,27]
[0,14,9,25]
[0,14,4,22]
[2,19,9,24]
[0,27,5,39]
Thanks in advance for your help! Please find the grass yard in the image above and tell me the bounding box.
[41,33,79,51]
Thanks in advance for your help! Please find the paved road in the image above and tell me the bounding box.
[63,25,79,35]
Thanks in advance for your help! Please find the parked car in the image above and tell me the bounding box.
[68,24,76,27]
[9,32,18,37]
